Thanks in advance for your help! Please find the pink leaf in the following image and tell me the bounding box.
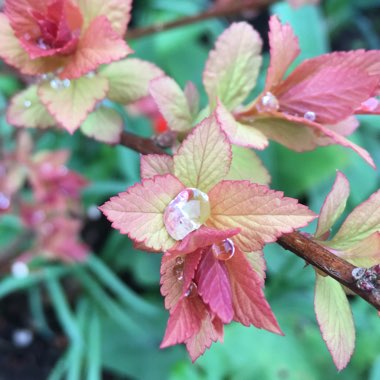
[60,16,132,79]
[315,273,355,371]
[226,247,282,333]
[173,115,232,192]
[275,51,380,124]
[244,250,266,287]
[168,226,240,255]
[266,15,300,90]
[100,174,185,252]
[140,155,174,179]
[216,103,269,150]
[207,180,316,251]
[185,314,223,362]
[196,249,234,323]
[315,172,350,239]
[160,297,203,348]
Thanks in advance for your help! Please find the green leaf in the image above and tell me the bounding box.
[204,22,263,110]
[100,58,163,104]
[80,106,123,144]
[314,273,355,371]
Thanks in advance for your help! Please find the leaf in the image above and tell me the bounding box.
[314,273,355,371]
[204,22,263,110]
[38,74,109,133]
[100,174,185,251]
[216,103,269,150]
[226,146,270,185]
[140,155,174,179]
[0,14,63,77]
[184,82,200,119]
[80,106,123,143]
[160,297,203,348]
[328,232,380,268]
[169,226,240,255]
[266,15,300,89]
[7,85,55,128]
[196,249,234,323]
[76,0,132,36]
[225,247,282,333]
[60,16,132,79]
[207,180,316,251]
[174,116,232,193]
[101,58,163,104]
[185,314,223,363]
[275,51,380,124]
[331,190,380,246]
[244,251,266,287]
[315,171,350,239]
[149,76,193,132]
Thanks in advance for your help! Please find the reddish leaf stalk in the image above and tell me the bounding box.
[118,132,380,311]
[125,0,277,40]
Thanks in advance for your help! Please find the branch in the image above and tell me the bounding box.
[118,132,380,311]
[125,0,277,40]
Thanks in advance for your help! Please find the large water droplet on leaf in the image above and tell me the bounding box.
[212,238,235,261]
[256,92,279,113]
[164,188,210,241]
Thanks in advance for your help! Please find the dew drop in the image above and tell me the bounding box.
[172,263,184,281]
[0,192,10,210]
[87,205,101,220]
[12,329,33,348]
[304,111,316,122]
[11,261,29,278]
[175,256,184,265]
[50,79,61,89]
[185,281,197,298]
[256,92,279,113]
[24,99,32,108]
[62,79,71,88]
[37,37,49,50]
[164,188,211,241]
[352,267,365,280]
[212,238,235,261]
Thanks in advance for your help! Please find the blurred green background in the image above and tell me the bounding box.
[1,0,380,379]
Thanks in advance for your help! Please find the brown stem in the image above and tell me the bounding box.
[278,231,380,310]
[119,131,166,155]
[125,0,277,40]
[118,132,380,311]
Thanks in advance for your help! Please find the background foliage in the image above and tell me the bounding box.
[0,0,380,379]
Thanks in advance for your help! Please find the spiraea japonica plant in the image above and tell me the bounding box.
[0,0,379,377]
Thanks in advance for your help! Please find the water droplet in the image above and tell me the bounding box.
[87,205,101,220]
[172,263,184,281]
[11,261,29,278]
[0,192,10,210]
[256,92,279,113]
[37,37,49,50]
[12,329,33,347]
[212,238,235,261]
[24,99,32,108]
[62,79,71,88]
[164,188,211,241]
[185,281,197,298]
[352,267,365,280]
[175,256,184,265]
[50,79,61,89]
[304,111,316,122]
[361,97,379,112]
